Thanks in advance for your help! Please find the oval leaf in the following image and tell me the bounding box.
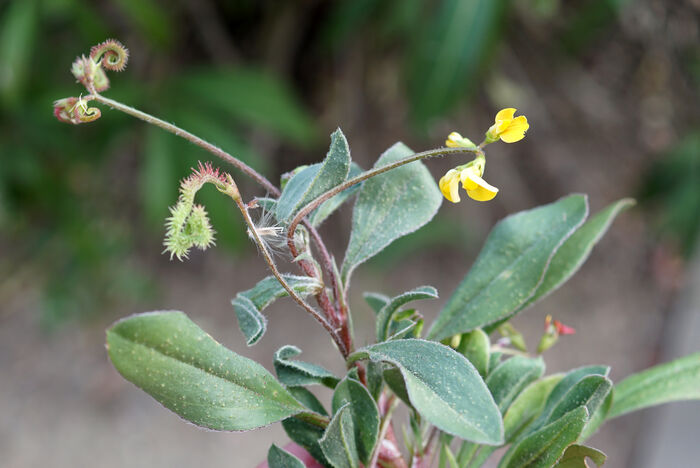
[350,339,503,444]
[106,311,305,431]
[342,142,442,285]
[310,162,364,227]
[546,376,612,426]
[608,352,700,419]
[520,198,635,310]
[430,194,589,341]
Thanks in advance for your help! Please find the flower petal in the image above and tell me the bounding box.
[465,173,498,202]
[500,115,529,143]
[439,171,461,203]
[495,108,516,123]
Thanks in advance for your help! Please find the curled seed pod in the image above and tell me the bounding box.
[90,39,129,72]
[53,97,79,124]
[53,96,101,124]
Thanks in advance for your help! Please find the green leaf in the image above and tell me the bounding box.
[274,345,340,388]
[553,444,607,468]
[342,143,442,285]
[320,404,359,468]
[520,198,635,310]
[489,351,504,375]
[276,129,351,222]
[310,163,364,227]
[500,407,588,468]
[231,275,321,345]
[282,418,331,468]
[268,444,306,468]
[504,374,564,442]
[350,339,503,444]
[331,376,380,464]
[486,356,546,414]
[430,195,589,341]
[106,311,305,431]
[546,376,612,425]
[608,352,700,419]
[376,285,438,342]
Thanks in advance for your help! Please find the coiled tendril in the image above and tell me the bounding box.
[90,39,129,72]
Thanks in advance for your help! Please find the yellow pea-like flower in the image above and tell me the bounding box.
[439,165,498,203]
[487,108,529,144]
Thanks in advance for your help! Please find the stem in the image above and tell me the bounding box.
[285,146,482,281]
[227,185,348,356]
[91,93,281,195]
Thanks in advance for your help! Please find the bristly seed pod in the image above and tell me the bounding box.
[53,96,101,124]
[90,39,129,72]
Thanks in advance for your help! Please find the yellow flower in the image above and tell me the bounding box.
[439,164,498,203]
[486,108,529,143]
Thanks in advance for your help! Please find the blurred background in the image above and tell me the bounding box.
[1,0,699,466]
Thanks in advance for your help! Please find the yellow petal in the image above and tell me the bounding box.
[465,173,498,202]
[439,171,461,203]
[495,108,516,123]
[459,167,480,191]
[499,115,529,143]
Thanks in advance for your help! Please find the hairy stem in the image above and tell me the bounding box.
[91,93,281,195]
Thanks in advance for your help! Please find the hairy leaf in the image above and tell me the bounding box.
[350,339,503,444]
[430,195,589,341]
[520,198,634,310]
[106,311,305,431]
[504,374,564,442]
[342,143,442,285]
[319,404,359,468]
[274,345,340,388]
[310,163,364,227]
[608,352,700,419]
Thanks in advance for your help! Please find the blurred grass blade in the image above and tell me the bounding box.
[0,0,37,106]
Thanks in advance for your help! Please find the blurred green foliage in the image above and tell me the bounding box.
[640,133,700,258]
